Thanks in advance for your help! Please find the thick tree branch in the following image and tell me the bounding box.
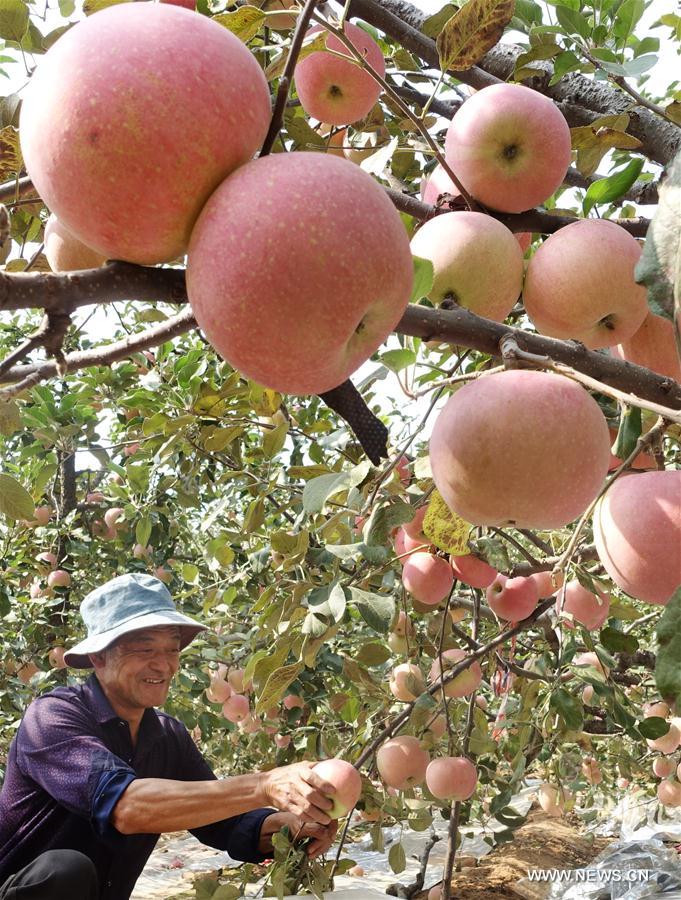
[385,187,650,236]
[397,305,681,411]
[347,0,681,167]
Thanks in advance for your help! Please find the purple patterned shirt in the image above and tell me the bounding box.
[0,675,273,899]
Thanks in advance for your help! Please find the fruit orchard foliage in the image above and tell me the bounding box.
[0,0,680,893]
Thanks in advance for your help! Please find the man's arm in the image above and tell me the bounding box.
[111,762,335,835]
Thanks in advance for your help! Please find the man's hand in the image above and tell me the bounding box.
[259,811,338,858]
[260,761,335,825]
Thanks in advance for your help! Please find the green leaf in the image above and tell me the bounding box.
[550,687,583,730]
[638,716,670,740]
[555,4,590,38]
[256,661,304,714]
[135,515,152,549]
[0,473,35,521]
[655,588,681,709]
[436,0,515,71]
[599,626,638,654]
[356,641,391,666]
[346,587,395,633]
[82,0,129,15]
[422,3,458,38]
[411,255,434,302]
[612,0,644,38]
[584,158,644,216]
[302,460,372,514]
[364,499,414,546]
[388,842,406,874]
[611,404,642,462]
[380,348,417,373]
[0,399,21,436]
[0,0,28,41]
[265,31,327,80]
[621,53,657,77]
[213,6,266,42]
[635,148,680,323]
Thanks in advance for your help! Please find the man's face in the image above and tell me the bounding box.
[94,626,182,715]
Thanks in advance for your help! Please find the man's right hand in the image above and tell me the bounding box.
[260,761,335,825]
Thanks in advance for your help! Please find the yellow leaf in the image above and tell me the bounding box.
[436,0,515,72]
[265,31,327,81]
[255,661,304,714]
[0,127,23,182]
[213,6,266,42]
[422,490,472,555]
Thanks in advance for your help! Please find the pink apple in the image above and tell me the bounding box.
[283,693,304,710]
[403,506,428,542]
[486,574,539,621]
[537,783,569,816]
[348,865,365,877]
[657,780,681,807]
[426,756,477,801]
[294,23,384,126]
[593,470,681,606]
[376,735,430,789]
[556,580,610,630]
[450,554,498,589]
[104,507,124,529]
[428,648,482,698]
[20,3,271,265]
[206,677,232,704]
[612,312,681,382]
[529,570,564,599]
[444,83,571,213]
[313,758,362,818]
[222,693,250,723]
[647,724,680,754]
[429,370,611,529]
[402,552,454,606]
[187,153,413,395]
[523,219,648,349]
[653,757,675,778]
[389,663,425,702]
[274,734,291,749]
[573,651,609,678]
[582,684,595,704]
[44,214,107,272]
[36,551,58,570]
[47,569,71,589]
[410,211,524,322]
[581,757,602,785]
[420,162,460,206]
[645,702,670,719]
[48,646,67,669]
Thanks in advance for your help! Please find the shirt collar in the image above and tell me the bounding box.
[84,673,165,742]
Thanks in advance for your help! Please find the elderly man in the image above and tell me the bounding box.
[0,573,339,899]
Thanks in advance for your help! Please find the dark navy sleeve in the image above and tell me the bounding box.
[175,725,276,862]
[15,695,139,843]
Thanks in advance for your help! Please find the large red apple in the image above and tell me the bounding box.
[313,759,362,818]
[556,580,610,630]
[444,83,571,213]
[402,552,454,606]
[523,219,648,349]
[486,574,539,622]
[429,370,611,529]
[187,153,413,395]
[389,663,425,701]
[593,470,681,605]
[410,212,524,322]
[294,23,384,126]
[611,312,681,382]
[20,4,271,265]
[44,214,107,272]
[426,756,477,801]
[376,735,430,789]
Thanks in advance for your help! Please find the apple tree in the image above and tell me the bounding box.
[0,0,680,896]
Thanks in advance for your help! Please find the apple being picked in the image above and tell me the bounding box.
[187,152,413,395]
[294,23,384,126]
[313,758,362,818]
[410,211,524,323]
[444,83,572,213]
[523,219,648,349]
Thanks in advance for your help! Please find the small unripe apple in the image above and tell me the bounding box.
[85,491,105,503]
[388,632,409,654]
[47,569,71,589]
[239,714,262,734]
[222,693,249,723]
[313,758,362,818]
[44,213,107,272]
[133,543,152,559]
[104,507,124,529]
[29,580,47,599]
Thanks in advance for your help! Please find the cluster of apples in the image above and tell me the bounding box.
[21,4,413,397]
[376,735,477,802]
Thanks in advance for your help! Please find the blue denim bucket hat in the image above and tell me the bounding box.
[63,572,207,668]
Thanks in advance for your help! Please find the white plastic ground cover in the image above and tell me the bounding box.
[590,788,681,844]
